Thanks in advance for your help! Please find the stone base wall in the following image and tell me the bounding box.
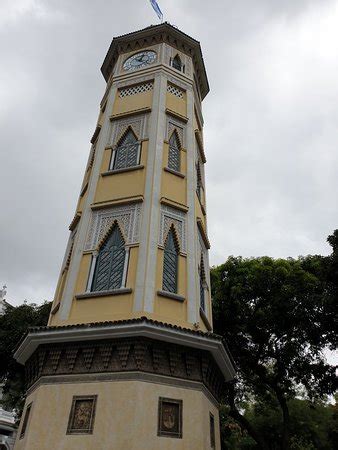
[15,376,222,450]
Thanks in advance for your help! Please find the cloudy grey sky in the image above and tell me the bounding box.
[1,0,338,306]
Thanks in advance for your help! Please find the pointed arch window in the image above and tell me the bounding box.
[168,131,181,172]
[91,225,127,292]
[110,129,140,171]
[171,54,184,73]
[163,227,179,293]
[199,256,206,312]
[196,161,203,200]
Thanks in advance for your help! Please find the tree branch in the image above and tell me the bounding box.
[274,383,290,450]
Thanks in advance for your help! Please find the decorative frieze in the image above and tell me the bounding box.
[85,203,142,250]
[25,337,225,402]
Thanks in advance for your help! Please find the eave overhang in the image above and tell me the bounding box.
[101,22,209,100]
[14,317,235,381]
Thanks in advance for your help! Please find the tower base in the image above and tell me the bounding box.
[14,318,235,449]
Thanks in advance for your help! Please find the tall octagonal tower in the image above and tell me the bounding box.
[14,23,235,450]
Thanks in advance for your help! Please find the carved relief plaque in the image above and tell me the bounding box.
[67,395,97,434]
[158,397,182,438]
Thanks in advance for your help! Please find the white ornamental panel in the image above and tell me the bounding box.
[167,118,185,148]
[159,205,186,253]
[110,114,149,146]
[85,203,142,250]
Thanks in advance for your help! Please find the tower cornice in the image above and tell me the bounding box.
[14,317,235,382]
[101,22,209,99]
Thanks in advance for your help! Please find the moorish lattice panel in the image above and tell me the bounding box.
[119,82,153,98]
[167,83,184,99]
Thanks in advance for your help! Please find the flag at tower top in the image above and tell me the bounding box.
[149,0,163,21]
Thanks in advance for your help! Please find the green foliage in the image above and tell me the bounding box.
[0,301,51,417]
[212,231,337,449]
[221,399,337,450]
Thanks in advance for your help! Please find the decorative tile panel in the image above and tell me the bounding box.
[159,205,186,253]
[85,203,142,250]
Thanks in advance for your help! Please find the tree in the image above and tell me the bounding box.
[221,398,337,450]
[212,232,336,450]
[0,301,51,418]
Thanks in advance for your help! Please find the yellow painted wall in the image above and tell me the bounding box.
[100,147,112,172]
[67,291,134,325]
[94,167,145,205]
[195,197,207,230]
[53,270,66,305]
[54,246,138,326]
[97,108,104,128]
[161,143,187,206]
[15,379,220,450]
[94,141,147,204]
[166,90,187,117]
[154,249,187,323]
[112,89,153,116]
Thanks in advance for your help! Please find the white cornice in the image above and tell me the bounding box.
[14,321,235,381]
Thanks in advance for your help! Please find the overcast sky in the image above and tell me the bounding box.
[1,0,338,306]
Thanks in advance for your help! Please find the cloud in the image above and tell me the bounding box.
[0,0,67,28]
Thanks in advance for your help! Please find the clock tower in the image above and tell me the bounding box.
[14,23,235,449]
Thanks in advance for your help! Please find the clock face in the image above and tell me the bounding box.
[123,51,157,71]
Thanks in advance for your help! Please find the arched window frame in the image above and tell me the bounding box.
[87,222,130,292]
[196,160,203,201]
[109,127,141,171]
[171,54,185,73]
[162,226,180,294]
[168,130,181,173]
[199,255,206,312]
